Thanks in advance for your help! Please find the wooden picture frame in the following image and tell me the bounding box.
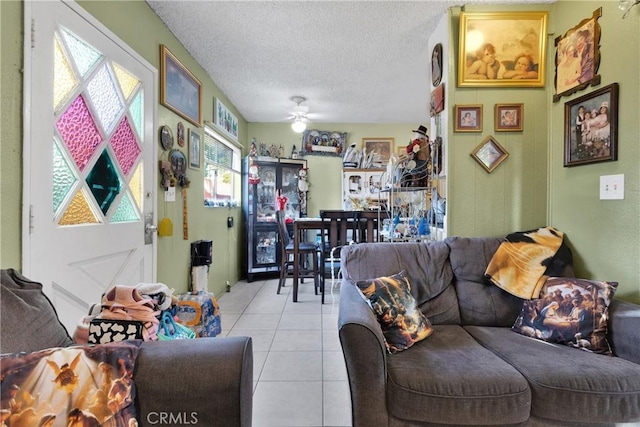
[495,103,523,132]
[564,83,618,167]
[363,137,394,165]
[430,83,445,117]
[188,129,201,170]
[160,45,202,126]
[214,98,239,141]
[553,8,602,102]
[471,135,509,173]
[458,11,548,88]
[454,104,483,132]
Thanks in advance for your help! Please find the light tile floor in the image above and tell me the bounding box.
[217,277,351,427]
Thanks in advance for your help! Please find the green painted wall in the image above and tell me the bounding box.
[446,4,552,238]
[1,1,638,302]
[548,2,640,303]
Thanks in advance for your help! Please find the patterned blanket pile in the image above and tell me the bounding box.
[485,227,572,299]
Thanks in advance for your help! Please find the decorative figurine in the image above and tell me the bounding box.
[248,158,260,185]
[291,145,299,159]
[250,138,258,157]
[275,188,288,211]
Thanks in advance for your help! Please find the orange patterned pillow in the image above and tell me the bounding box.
[357,271,433,353]
[1,341,141,426]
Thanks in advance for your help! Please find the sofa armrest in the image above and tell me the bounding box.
[134,336,253,427]
[338,280,390,426]
[608,299,640,364]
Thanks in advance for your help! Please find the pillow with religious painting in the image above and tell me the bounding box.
[356,271,433,354]
[0,341,141,426]
[511,277,618,354]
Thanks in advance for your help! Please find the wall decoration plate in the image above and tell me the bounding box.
[160,125,174,151]
[170,149,187,177]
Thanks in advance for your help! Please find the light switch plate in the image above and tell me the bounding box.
[165,186,176,202]
[599,174,624,200]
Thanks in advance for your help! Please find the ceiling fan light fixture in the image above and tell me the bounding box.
[619,0,639,17]
[291,117,307,133]
[290,96,309,133]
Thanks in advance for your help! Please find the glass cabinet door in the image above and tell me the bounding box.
[280,164,302,220]
[255,229,277,266]
[256,165,277,223]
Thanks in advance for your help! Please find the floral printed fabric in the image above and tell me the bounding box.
[356,271,433,354]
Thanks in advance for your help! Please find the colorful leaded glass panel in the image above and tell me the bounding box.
[113,62,139,101]
[53,36,77,111]
[56,94,102,172]
[110,117,141,176]
[59,190,99,226]
[53,24,145,228]
[60,27,102,78]
[86,149,122,215]
[52,139,77,215]
[129,91,143,139]
[87,63,123,133]
[111,191,139,223]
[129,161,143,210]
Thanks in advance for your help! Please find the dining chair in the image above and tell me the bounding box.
[357,209,382,243]
[319,210,359,304]
[275,211,321,298]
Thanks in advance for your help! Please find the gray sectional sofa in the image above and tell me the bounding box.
[1,268,253,427]
[338,237,640,426]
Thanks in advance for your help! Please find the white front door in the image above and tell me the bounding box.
[23,0,157,332]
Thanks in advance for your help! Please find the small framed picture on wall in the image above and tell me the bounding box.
[454,104,483,132]
[495,104,523,132]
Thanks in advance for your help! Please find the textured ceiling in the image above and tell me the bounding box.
[146,0,554,125]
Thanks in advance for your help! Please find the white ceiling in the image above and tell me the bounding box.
[146,0,554,125]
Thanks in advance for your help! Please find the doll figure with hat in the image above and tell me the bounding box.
[403,125,431,188]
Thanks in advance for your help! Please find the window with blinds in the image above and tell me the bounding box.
[203,124,241,207]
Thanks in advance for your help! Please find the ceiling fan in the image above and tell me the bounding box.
[289,96,309,133]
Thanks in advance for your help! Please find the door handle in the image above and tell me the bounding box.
[144,213,155,245]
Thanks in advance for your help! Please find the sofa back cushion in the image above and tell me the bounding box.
[445,237,525,326]
[341,241,460,324]
[1,268,74,354]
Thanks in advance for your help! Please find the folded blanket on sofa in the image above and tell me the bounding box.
[485,227,567,299]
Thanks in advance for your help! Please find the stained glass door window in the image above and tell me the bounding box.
[53,26,143,226]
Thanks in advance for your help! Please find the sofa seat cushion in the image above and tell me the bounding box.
[465,326,640,424]
[386,325,531,425]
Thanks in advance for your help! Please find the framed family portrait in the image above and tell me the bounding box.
[471,135,509,173]
[495,103,523,132]
[363,137,394,165]
[160,45,202,126]
[553,8,602,102]
[454,104,482,132]
[458,11,548,88]
[188,129,201,170]
[564,83,618,167]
